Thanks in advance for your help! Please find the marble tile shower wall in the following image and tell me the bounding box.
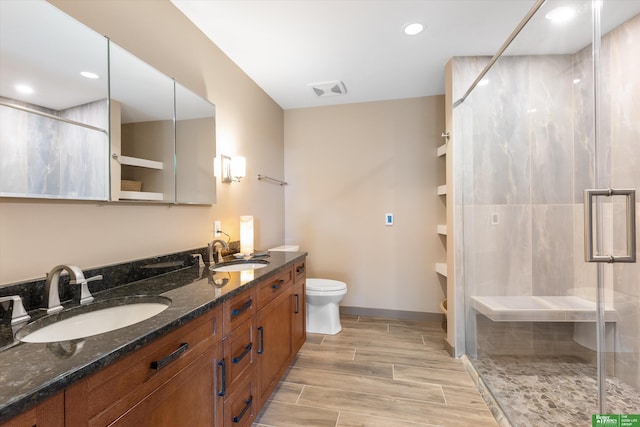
[454,13,640,387]
[0,98,108,200]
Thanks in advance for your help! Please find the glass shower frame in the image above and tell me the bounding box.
[454,0,640,424]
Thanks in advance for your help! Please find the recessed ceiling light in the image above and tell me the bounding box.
[545,6,576,23]
[477,79,489,87]
[15,84,33,94]
[403,22,424,36]
[80,71,100,79]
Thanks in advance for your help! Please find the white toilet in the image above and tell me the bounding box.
[306,278,347,335]
[268,245,347,335]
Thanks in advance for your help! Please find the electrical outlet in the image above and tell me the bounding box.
[214,221,221,237]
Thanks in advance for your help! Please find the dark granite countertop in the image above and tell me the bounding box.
[0,251,306,422]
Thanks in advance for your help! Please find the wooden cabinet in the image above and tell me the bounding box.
[291,258,307,357]
[222,287,256,336]
[0,393,63,427]
[2,256,307,427]
[65,307,222,426]
[256,289,293,407]
[291,279,306,355]
[220,287,257,426]
[109,347,216,427]
[222,372,256,427]
[256,268,293,310]
[222,318,255,393]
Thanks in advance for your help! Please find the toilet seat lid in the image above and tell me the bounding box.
[307,278,347,292]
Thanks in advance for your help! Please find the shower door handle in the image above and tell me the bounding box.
[584,188,636,263]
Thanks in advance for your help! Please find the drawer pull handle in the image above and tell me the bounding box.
[257,326,264,354]
[232,396,253,423]
[150,342,188,370]
[217,359,227,397]
[232,343,253,364]
[271,279,285,291]
[294,294,300,314]
[231,299,252,317]
[296,263,305,274]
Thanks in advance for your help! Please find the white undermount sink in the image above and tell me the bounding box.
[211,259,269,272]
[16,296,171,343]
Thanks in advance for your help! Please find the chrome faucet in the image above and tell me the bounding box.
[208,239,229,265]
[0,295,30,325]
[43,265,101,314]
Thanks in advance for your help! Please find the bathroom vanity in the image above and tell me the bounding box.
[0,251,306,427]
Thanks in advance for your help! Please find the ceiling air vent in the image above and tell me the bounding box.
[309,80,347,97]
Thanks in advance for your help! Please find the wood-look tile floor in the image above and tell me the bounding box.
[253,315,498,427]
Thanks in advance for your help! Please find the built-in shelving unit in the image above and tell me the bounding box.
[113,153,168,201]
[435,138,448,286]
[118,155,164,170]
[119,190,164,201]
[435,262,448,277]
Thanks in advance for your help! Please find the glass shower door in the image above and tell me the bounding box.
[455,0,640,424]
[595,0,640,417]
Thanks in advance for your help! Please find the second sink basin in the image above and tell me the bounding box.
[211,259,269,272]
[16,295,171,343]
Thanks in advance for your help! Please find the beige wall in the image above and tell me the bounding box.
[0,0,285,284]
[284,97,446,314]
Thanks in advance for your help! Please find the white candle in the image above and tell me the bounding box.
[240,215,254,256]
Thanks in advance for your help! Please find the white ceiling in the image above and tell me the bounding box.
[171,0,640,110]
[171,0,539,110]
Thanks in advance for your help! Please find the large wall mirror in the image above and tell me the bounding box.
[175,83,216,205]
[0,0,109,200]
[0,0,216,205]
[109,43,176,203]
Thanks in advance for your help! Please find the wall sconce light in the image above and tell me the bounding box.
[220,155,246,183]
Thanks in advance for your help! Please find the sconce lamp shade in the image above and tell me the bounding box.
[240,215,254,255]
[231,156,246,180]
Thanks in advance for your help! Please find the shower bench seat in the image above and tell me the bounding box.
[470,295,617,323]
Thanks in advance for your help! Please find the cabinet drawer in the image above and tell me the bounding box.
[257,267,293,310]
[222,317,255,395]
[109,347,216,427]
[294,258,306,283]
[223,373,256,427]
[223,286,256,336]
[65,306,221,427]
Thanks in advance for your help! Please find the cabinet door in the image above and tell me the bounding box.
[256,290,292,406]
[110,347,216,427]
[291,280,306,355]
